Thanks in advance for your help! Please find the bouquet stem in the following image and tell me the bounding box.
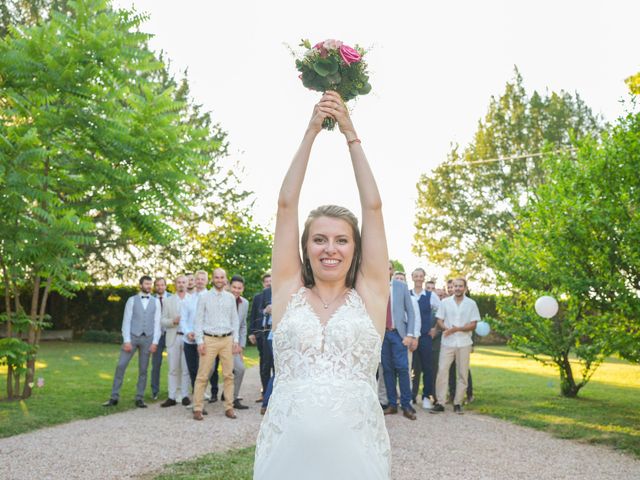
[322,117,336,130]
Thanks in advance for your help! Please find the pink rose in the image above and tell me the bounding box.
[339,45,361,65]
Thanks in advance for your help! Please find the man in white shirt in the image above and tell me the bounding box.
[431,278,479,414]
[409,268,441,410]
[192,268,240,420]
[103,275,161,408]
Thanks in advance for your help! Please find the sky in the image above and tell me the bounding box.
[114,0,638,285]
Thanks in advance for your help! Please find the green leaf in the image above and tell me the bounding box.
[326,72,342,85]
[358,82,372,95]
[313,58,339,77]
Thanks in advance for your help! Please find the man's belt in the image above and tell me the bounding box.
[176,331,184,335]
[204,331,232,338]
[385,327,397,332]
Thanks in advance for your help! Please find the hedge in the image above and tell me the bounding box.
[1,286,507,344]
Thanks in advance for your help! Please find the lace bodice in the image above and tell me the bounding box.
[273,288,382,387]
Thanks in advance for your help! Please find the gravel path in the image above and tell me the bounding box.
[1,366,638,480]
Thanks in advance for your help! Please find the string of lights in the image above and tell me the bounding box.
[444,148,576,167]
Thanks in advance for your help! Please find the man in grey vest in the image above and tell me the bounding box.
[103,275,161,408]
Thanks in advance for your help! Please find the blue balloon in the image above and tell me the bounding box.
[475,321,491,337]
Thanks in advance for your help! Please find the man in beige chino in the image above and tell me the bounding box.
[192,268,240,420]
[430,277,479,415]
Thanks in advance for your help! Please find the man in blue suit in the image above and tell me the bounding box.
[247,273,273,401]
[409,268,441,410]
[381,261,416,420]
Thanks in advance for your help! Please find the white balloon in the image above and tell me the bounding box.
[535,296,559,318]
[475,321,491,337]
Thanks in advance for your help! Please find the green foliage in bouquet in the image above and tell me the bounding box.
[295,39,372,129]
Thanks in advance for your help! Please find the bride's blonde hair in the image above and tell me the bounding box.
[300,205,362,289]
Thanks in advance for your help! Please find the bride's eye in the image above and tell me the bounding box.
[313,237,325,244]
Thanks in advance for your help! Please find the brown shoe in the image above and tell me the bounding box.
[225,408,237,419]
[255,396,263,403]
[260,407,267,415]
[402,407,417,420]
[193,411,204,421]
[382,405,398,415]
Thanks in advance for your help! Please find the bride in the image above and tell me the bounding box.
[254,91,391,480]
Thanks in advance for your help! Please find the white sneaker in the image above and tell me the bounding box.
[422,397,433,410]
[204,392,211,401]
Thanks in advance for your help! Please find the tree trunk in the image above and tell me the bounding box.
[22,277,51,400]
[14,370,20,396]
[21,277,40,399]
[558,353,581,398]
[1,254,15,398]
[7,365,14,398]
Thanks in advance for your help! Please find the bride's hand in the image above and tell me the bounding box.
[307,101,331,134]
[318,91,357,140]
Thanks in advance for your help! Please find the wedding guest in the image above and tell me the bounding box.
[380,261,416,420]
[249,274,274,401]
[425,280,436,292]
[229,275,250,409]
[210,274,250,408]
[186,272,195,294]
[150,277,170,400]
[260,329,275,416]
[431,278,479,414]
[191,270,215,400]
[103,275,160,408]
[192,268,240,420]
[180,279,200,397]
[394,271,420,374]
[194,270,209,297]
[446,279,454,297]
[443,279,473,404]
[248,273,272,402]
[409,268,441,409]
[393,271,406,282]
[160,275,193,407]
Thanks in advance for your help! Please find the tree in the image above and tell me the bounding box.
[188,210,273,297]
[485,108,640,396]
[413,69,601,281]
[626,72,640,95]
[0,0,228,399]
[0,0,72,37]
[390,259,405,275]
[81,72,243,284]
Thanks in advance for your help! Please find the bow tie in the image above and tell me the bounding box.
[141,295,150,299]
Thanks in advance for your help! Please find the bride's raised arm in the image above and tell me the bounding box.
[319,91,389,335]
[271,103,330,323]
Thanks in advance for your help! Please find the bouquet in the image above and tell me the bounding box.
[295,39,371,130]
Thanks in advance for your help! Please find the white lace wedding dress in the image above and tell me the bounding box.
[254,288,391,480]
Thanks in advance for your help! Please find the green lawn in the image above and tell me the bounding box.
[149,446,255,480]
[2,342,639,464]
[467,346,640,457]
[0,341,259,438]
[148,345,640,480]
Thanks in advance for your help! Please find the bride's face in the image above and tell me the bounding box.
[306,216,355,283]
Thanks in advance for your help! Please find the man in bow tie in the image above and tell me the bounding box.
[103,275,161,408]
